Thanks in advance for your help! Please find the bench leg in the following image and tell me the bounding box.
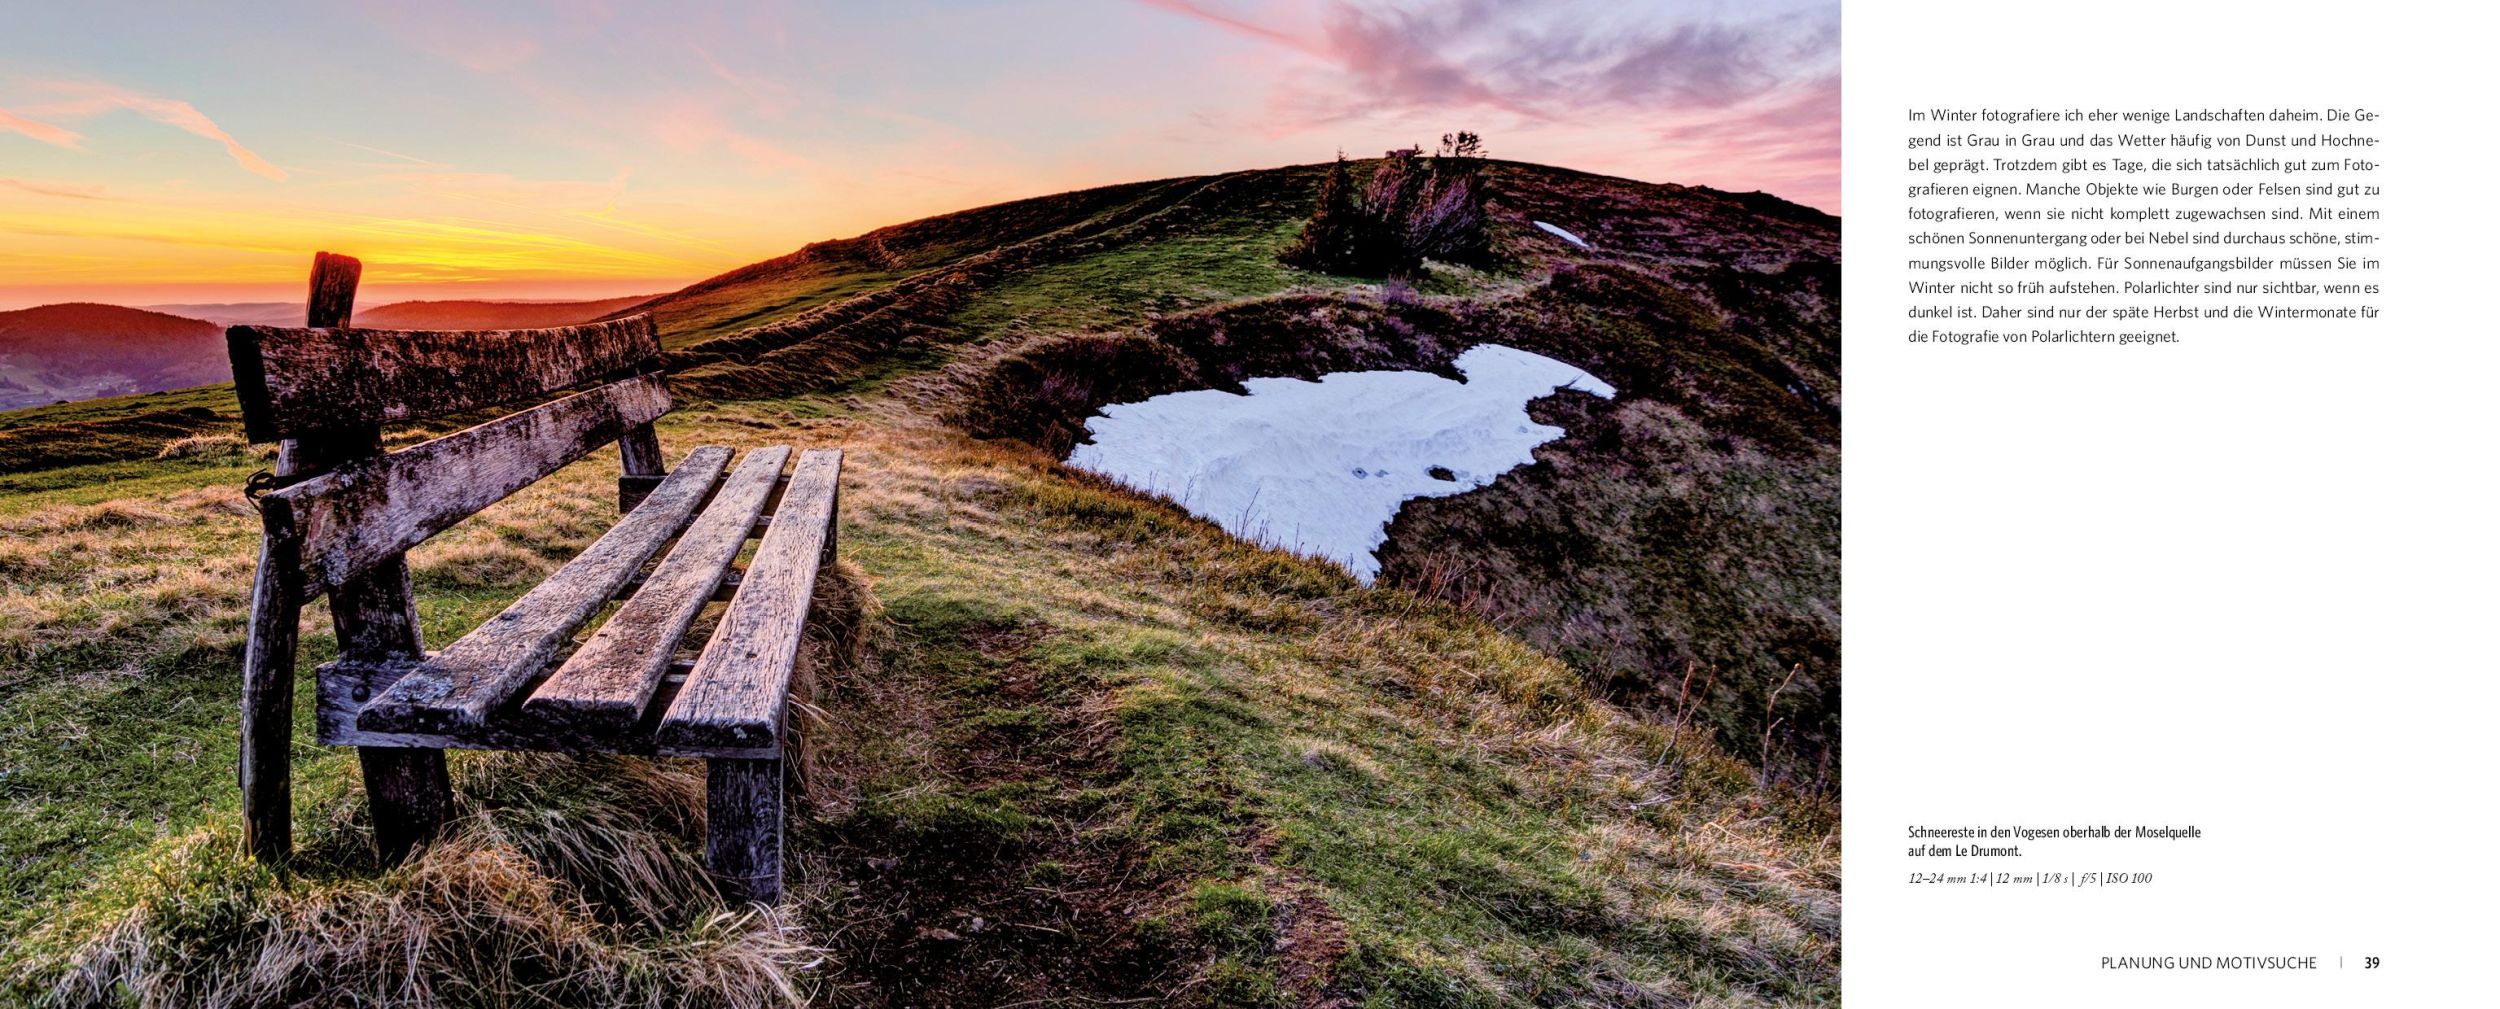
[706,757,782,904]
[239,544,300,865]
[360,746,452,864]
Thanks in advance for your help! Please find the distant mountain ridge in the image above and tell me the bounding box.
[0,304,225,411]
[141,303,305,327]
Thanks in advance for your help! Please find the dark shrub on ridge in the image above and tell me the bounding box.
[1280,141,1490,276]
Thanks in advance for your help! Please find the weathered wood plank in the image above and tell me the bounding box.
[336,554,450,864]
[227,314,663,443]
[317,656,775,757]
[306,251,361,328]
[330,561,425,656]
[322,658,658,754]
[272,374,673,599]
[352,445,735,735]
[290,421,429,663]
[238,528,303,865]
[523,446,790,733]
[706,757,783,904]
[360,748,452,863]
[319,484,452,864]
[657,449,841,756]
[616,567,742,601]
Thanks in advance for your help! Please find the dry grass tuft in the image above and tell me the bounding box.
[782,559,883,811]
[33,829,817,1009]
[14,557,887,1008]
[1,499,180,535]
[152,433,250,461]
[0,502,256,678]
[411,538,556,590]
[166,487,257,518]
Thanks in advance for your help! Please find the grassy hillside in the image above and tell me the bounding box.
[0,160,1839,1007]
[951,163,1839,784]
[608,177,1187,350]
[0,305,228,411]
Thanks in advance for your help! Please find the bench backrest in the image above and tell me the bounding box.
[227,316,664,443]
[229,252,671,604]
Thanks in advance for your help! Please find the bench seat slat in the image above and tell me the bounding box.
[319,658,679,755]
[615,568,741,601]
[657,449,842,756]
[521,446,791,732]
[353,444,734,735]
[269,373,675,600]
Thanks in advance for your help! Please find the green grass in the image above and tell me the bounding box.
[0,455,260,504]
[0,386,236,434]
[0,446,626,936]
[0,388,244,479]
[650,267,917,350]
[946,217,1366,340]
[810,423,1837,1003]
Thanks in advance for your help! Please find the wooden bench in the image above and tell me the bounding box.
[229,253,839,903]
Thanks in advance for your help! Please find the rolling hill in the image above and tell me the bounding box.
[0,160,1840,1007]
[139,303,306,328]
[0,304,227,411]
[647,159,1842,785]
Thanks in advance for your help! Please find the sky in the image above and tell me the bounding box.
[0,0,1838,310]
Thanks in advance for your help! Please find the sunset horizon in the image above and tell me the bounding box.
[0,153,1820,313]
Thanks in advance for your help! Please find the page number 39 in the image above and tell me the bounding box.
[2364,956,2381,969]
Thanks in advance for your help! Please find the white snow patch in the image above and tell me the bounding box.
[1064,344,1615,583]
[1533,220,1591,249]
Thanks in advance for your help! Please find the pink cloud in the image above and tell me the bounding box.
[1654,73,1840,206]
[648,97,823,178]
[0,108,84,149]
[1132,0,1840,210]
[1268,2,1834,123]
[1136,0,1322,55]
[18,84,287,181]
[102,94,287,181]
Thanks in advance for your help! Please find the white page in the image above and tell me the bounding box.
[1846,1,2500,1004]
